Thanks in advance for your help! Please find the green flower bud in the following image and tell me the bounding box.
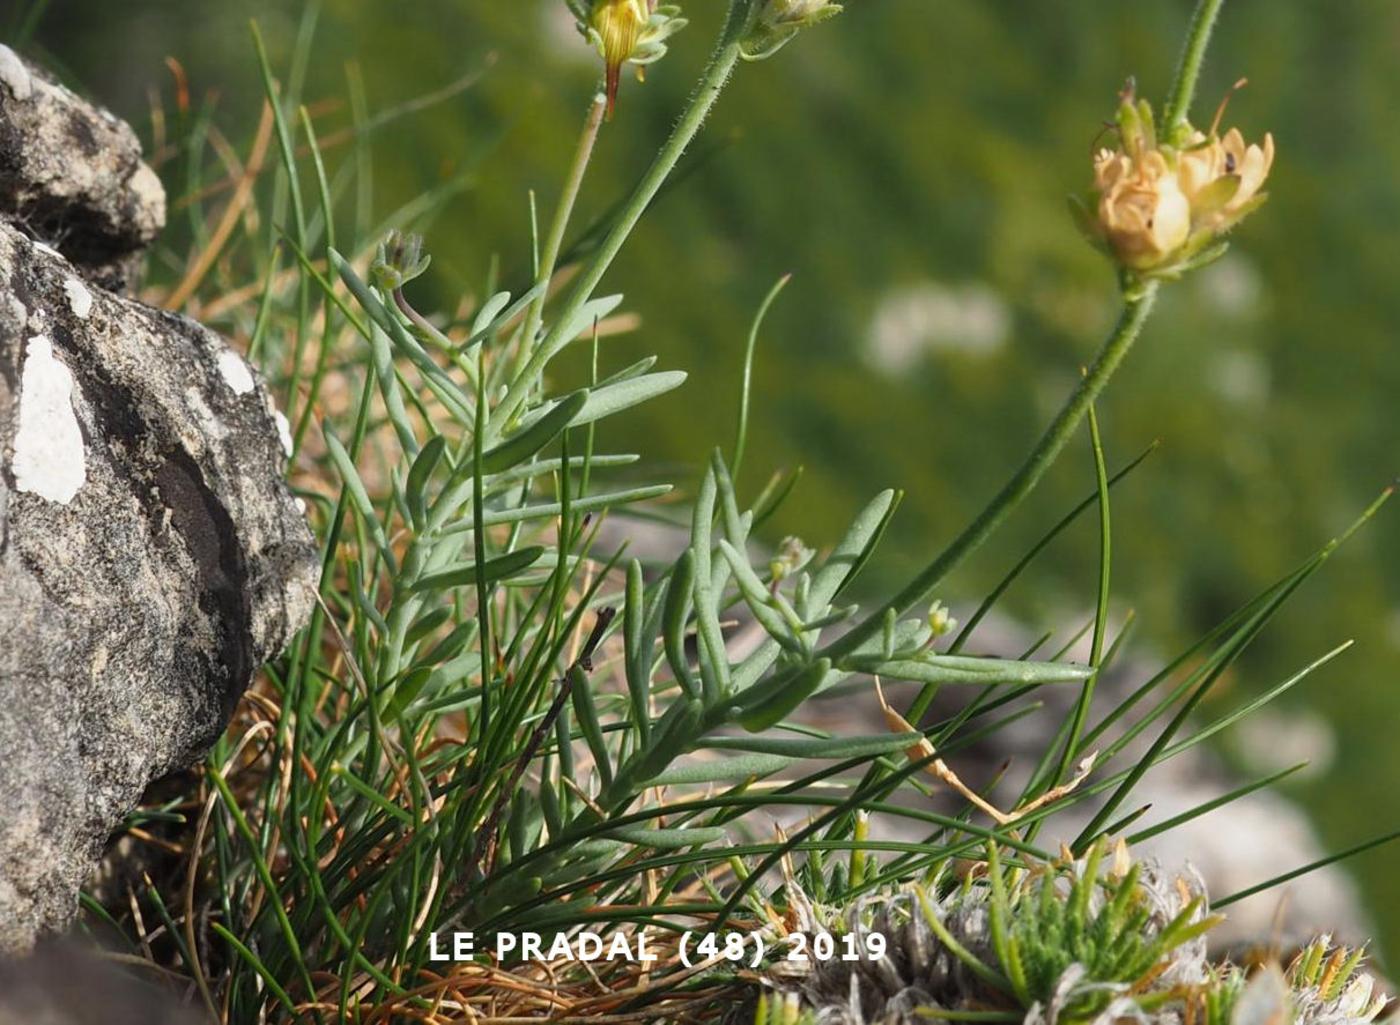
[769,535,814,584]
[741,0,843,62]
[370,230,431,292]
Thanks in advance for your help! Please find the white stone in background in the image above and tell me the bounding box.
[1198,253,1266,319]
[1232,706,1337,781]
[63,277,93,320]
[12,336,86,504]
[1211,348,1271,406]
[539,5,596,65]
[867,280,1010,374]
[0,44,33,101]
[217,350,256,396]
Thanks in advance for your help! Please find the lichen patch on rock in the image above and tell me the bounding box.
[11,335,86,504]
[275,410,294,456]
[217,349,256,395]
[63,277,93,320]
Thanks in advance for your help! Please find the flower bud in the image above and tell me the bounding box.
[583,0,687,117]
[741,0,843,61]
[370,230,431,292]
[769,535,814,584]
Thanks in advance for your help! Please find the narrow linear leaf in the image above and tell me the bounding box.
[624,560,653,741]
[568,665,614,789]
[738,657,832,733]
[649,754,797,786]
[601,825,728,849]
[844,653,1092,686]
[482,390,589,474]
[410,546,545,593]
[699,732,922,760]
[663,550,699,698]
[445,485,673,531]
[405,435,446,529]
[569,372,688,427]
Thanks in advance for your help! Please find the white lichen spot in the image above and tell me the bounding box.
[126,163,167,232]
[294,497,308,515]
[13,336,86,504]
[274,410,294,457]
[0,44,33,101]
[217,349,256,396]
[63,277,93,320]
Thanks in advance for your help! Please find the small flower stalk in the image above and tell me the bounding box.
[742,0,844,61]
[581,0,687,117]
[1077,81,1275,288]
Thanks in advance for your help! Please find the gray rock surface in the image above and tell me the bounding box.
[0,47,317,954]
[0,940,199,1024]
[0,44,164,290]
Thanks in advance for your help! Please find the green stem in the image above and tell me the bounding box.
[487,1,752,443]
[1162,0,1226,133]
[519,92,608,369]
[1053,403,1111,785]
[733,273,791,476]
[823,286,1159,669]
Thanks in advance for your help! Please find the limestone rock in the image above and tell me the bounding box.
[0,219,317,952]
[0,940,199,1024]
[0,44,164,290]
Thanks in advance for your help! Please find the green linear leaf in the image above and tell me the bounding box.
[410,546,544,593]
[571,372,688,427]
[649,754,797,786]
[444,484,673,531]
[602,823,728,851]
[843,653,1092,686]
[481,390,588,474]
[698,732,921,760]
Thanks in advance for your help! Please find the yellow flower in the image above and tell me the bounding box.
[586,0,686,117]
[1178,127,1276,233]
[1080,85,1275,281]
[1093,147,1192,271]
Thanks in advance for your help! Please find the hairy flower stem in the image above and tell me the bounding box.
[1162,0,1226,135]
[487,0,753,444]
[829,4,1222,684]
[518,92,608,373]
[821,287,1160,702]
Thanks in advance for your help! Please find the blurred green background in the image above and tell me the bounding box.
[12,0,1398,961]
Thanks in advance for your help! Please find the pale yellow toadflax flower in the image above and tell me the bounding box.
[1080,83,1276,283]
[1093,146,1193,271]
[1178,126,1276,233]
[585,0,687,117]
